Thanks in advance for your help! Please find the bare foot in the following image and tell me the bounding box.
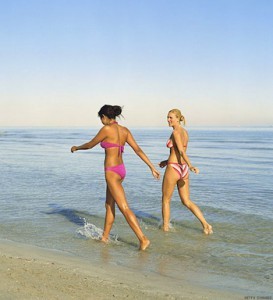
[161,223,176,232]
[203,224,213,235]
[101,236,109,243]
[162,223,169,232]
[139,237,150,251]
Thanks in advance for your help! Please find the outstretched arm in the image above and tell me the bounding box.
[126,130,160,179]
[71,127,107,153]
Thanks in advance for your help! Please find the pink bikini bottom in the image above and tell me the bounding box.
[168,162,189,180]
[105,163,126,180]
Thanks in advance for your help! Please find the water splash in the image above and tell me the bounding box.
[157,220,177,232]
[76,219,120,244]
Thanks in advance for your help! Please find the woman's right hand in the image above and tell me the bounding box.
[159,160,167,168]
[151,168,160,180]
[71,146,77,153]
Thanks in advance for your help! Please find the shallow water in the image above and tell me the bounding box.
[1,126,273,295]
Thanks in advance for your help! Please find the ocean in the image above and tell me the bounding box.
[0,126,272,296]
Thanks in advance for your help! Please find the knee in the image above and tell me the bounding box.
[105,202,111,210]
[181,198,191,207]
[162,195,171,205]
[119,204,130,215]
[105,203,114,214]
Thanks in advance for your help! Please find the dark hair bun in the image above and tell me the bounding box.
[113,105,122,117]
[98,104,123,119]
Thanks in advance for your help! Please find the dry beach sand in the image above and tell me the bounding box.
[0,239,243,300]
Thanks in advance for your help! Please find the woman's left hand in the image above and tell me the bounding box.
[190,166,199,174]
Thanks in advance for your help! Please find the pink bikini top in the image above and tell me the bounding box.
[166,139,173,148]
[166,139,187,148]
[100,121,124,153]
[100,141,124,153]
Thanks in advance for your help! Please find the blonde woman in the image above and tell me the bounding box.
[159,109,213,234]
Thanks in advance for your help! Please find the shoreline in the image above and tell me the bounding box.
[0,239,243,300]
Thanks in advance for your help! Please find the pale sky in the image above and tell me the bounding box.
[1,0,273,127]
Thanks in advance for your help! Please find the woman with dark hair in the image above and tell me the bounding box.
[71,105,160,250]
[159,108,213,234]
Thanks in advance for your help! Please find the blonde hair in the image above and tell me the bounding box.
[169,109,186,126]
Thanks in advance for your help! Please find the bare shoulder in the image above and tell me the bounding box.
[181,127,189,140]
[118,123,128,130]
[119,124,129,133]
[101,125,112,133]
[181,127,188,134]
[119,125,130,141]
[172,128,180,137]
[174,127,188,139]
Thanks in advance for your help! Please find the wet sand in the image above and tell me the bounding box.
[0,239,243,300]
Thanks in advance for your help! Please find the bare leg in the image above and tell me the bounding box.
[101,186,115,242]
[177,178,213,234]
[105,172,150,250]
[161,166,178,231]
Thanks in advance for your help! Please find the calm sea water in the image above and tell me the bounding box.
[0,126,272,295]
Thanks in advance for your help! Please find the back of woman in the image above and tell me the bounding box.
[100,122,128,167]
[71,104,160,250]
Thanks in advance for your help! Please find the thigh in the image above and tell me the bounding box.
[177,178,190,201]
[162,165,179,199]
[105,174,130,211]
